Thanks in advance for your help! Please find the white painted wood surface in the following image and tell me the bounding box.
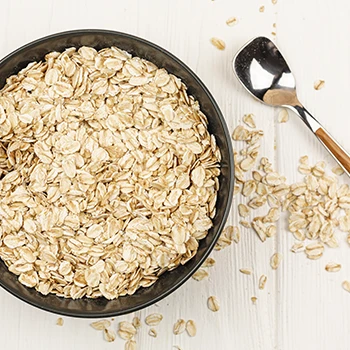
[0,1,350,349]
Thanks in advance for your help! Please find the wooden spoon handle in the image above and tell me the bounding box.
[315,127,350,175]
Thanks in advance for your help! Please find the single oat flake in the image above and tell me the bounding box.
[118,321,137,340]
[342,281,350,293]
[202,257,216,268]
[90,320,111,330]
[145,313,163,326]
[56,317,64,326]
[186,320,197,337]
[226,17,238,27]
[173,319,186,335]
[332,166,344,176]
[210,38,226,50]
[278,109,289,123]
[270,253,283,270]
[192,269,209,281]
[259,275,267,290]
[314,80,325,90]
[125,340,137,350]
[104,328,116,342]
[325,262,341,272]
[149,328,157,337]
[132,316,141,329]
[239,268,252,275]
[207,296,220,312]
[243,114,256,128]
[238,204,250,217]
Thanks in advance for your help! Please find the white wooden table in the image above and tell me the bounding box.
[1,1,350,349]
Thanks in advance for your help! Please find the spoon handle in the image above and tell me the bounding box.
[291,105,350,176]
[315,128,350,175]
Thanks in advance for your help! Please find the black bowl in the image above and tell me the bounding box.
[0,29,234,318]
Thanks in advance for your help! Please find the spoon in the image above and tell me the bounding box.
[233,36,350,176]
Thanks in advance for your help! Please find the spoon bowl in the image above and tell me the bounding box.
[233,37,298,106]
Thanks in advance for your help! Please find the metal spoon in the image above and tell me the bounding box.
[233,36,350,176]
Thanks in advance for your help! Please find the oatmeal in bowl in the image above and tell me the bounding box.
[0,30,234,317]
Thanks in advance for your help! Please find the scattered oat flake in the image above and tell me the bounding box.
[238,204,250,217]
[202,257,216,268]
[259,5,265,12]
[251,296,258,304]
[239,268,252,275]
[278,109,289,123]
[91,320,111,330]
[56,317,64,326]
[272,0,277,3]
[290,242,304,253]
[298,163,311,174]
[314,80,325,90]
[192,268,209,281]
[266,225,277,237]
[258,275,267,290]
[210,38,226,50]
[305,242,324,260]
[332,166,344,176]
[233,184,240,196]
[342,281,350,293]
[186,320,197,337]
[208,296,220,312]
[232,226,241,243]
[104,328,116,342]
[243,114,256,128]
[252,219,267,242]
[118,321,137,339]
[232,125,250,141]
[125,340,137,350]
[325,262,341,272]
[340,216,350,232]
[132,316,141,329]
[149,328,157,337]
[240,220,251,229]
[270,253,283,270]
[173,319,186,335]
[215,225,238,250]
[226,17,238,26]
[145,313,163,326]
[299,155,309,164]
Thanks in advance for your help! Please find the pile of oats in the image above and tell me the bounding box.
[0,46,220,299]
[230,114,350,262]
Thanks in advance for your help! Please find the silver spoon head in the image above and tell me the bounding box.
[233,37,299,107]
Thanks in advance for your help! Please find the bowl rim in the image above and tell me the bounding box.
[0,29,234,318]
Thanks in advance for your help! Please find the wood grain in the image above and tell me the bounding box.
[0,1,349,350]
[315,127,350,174]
